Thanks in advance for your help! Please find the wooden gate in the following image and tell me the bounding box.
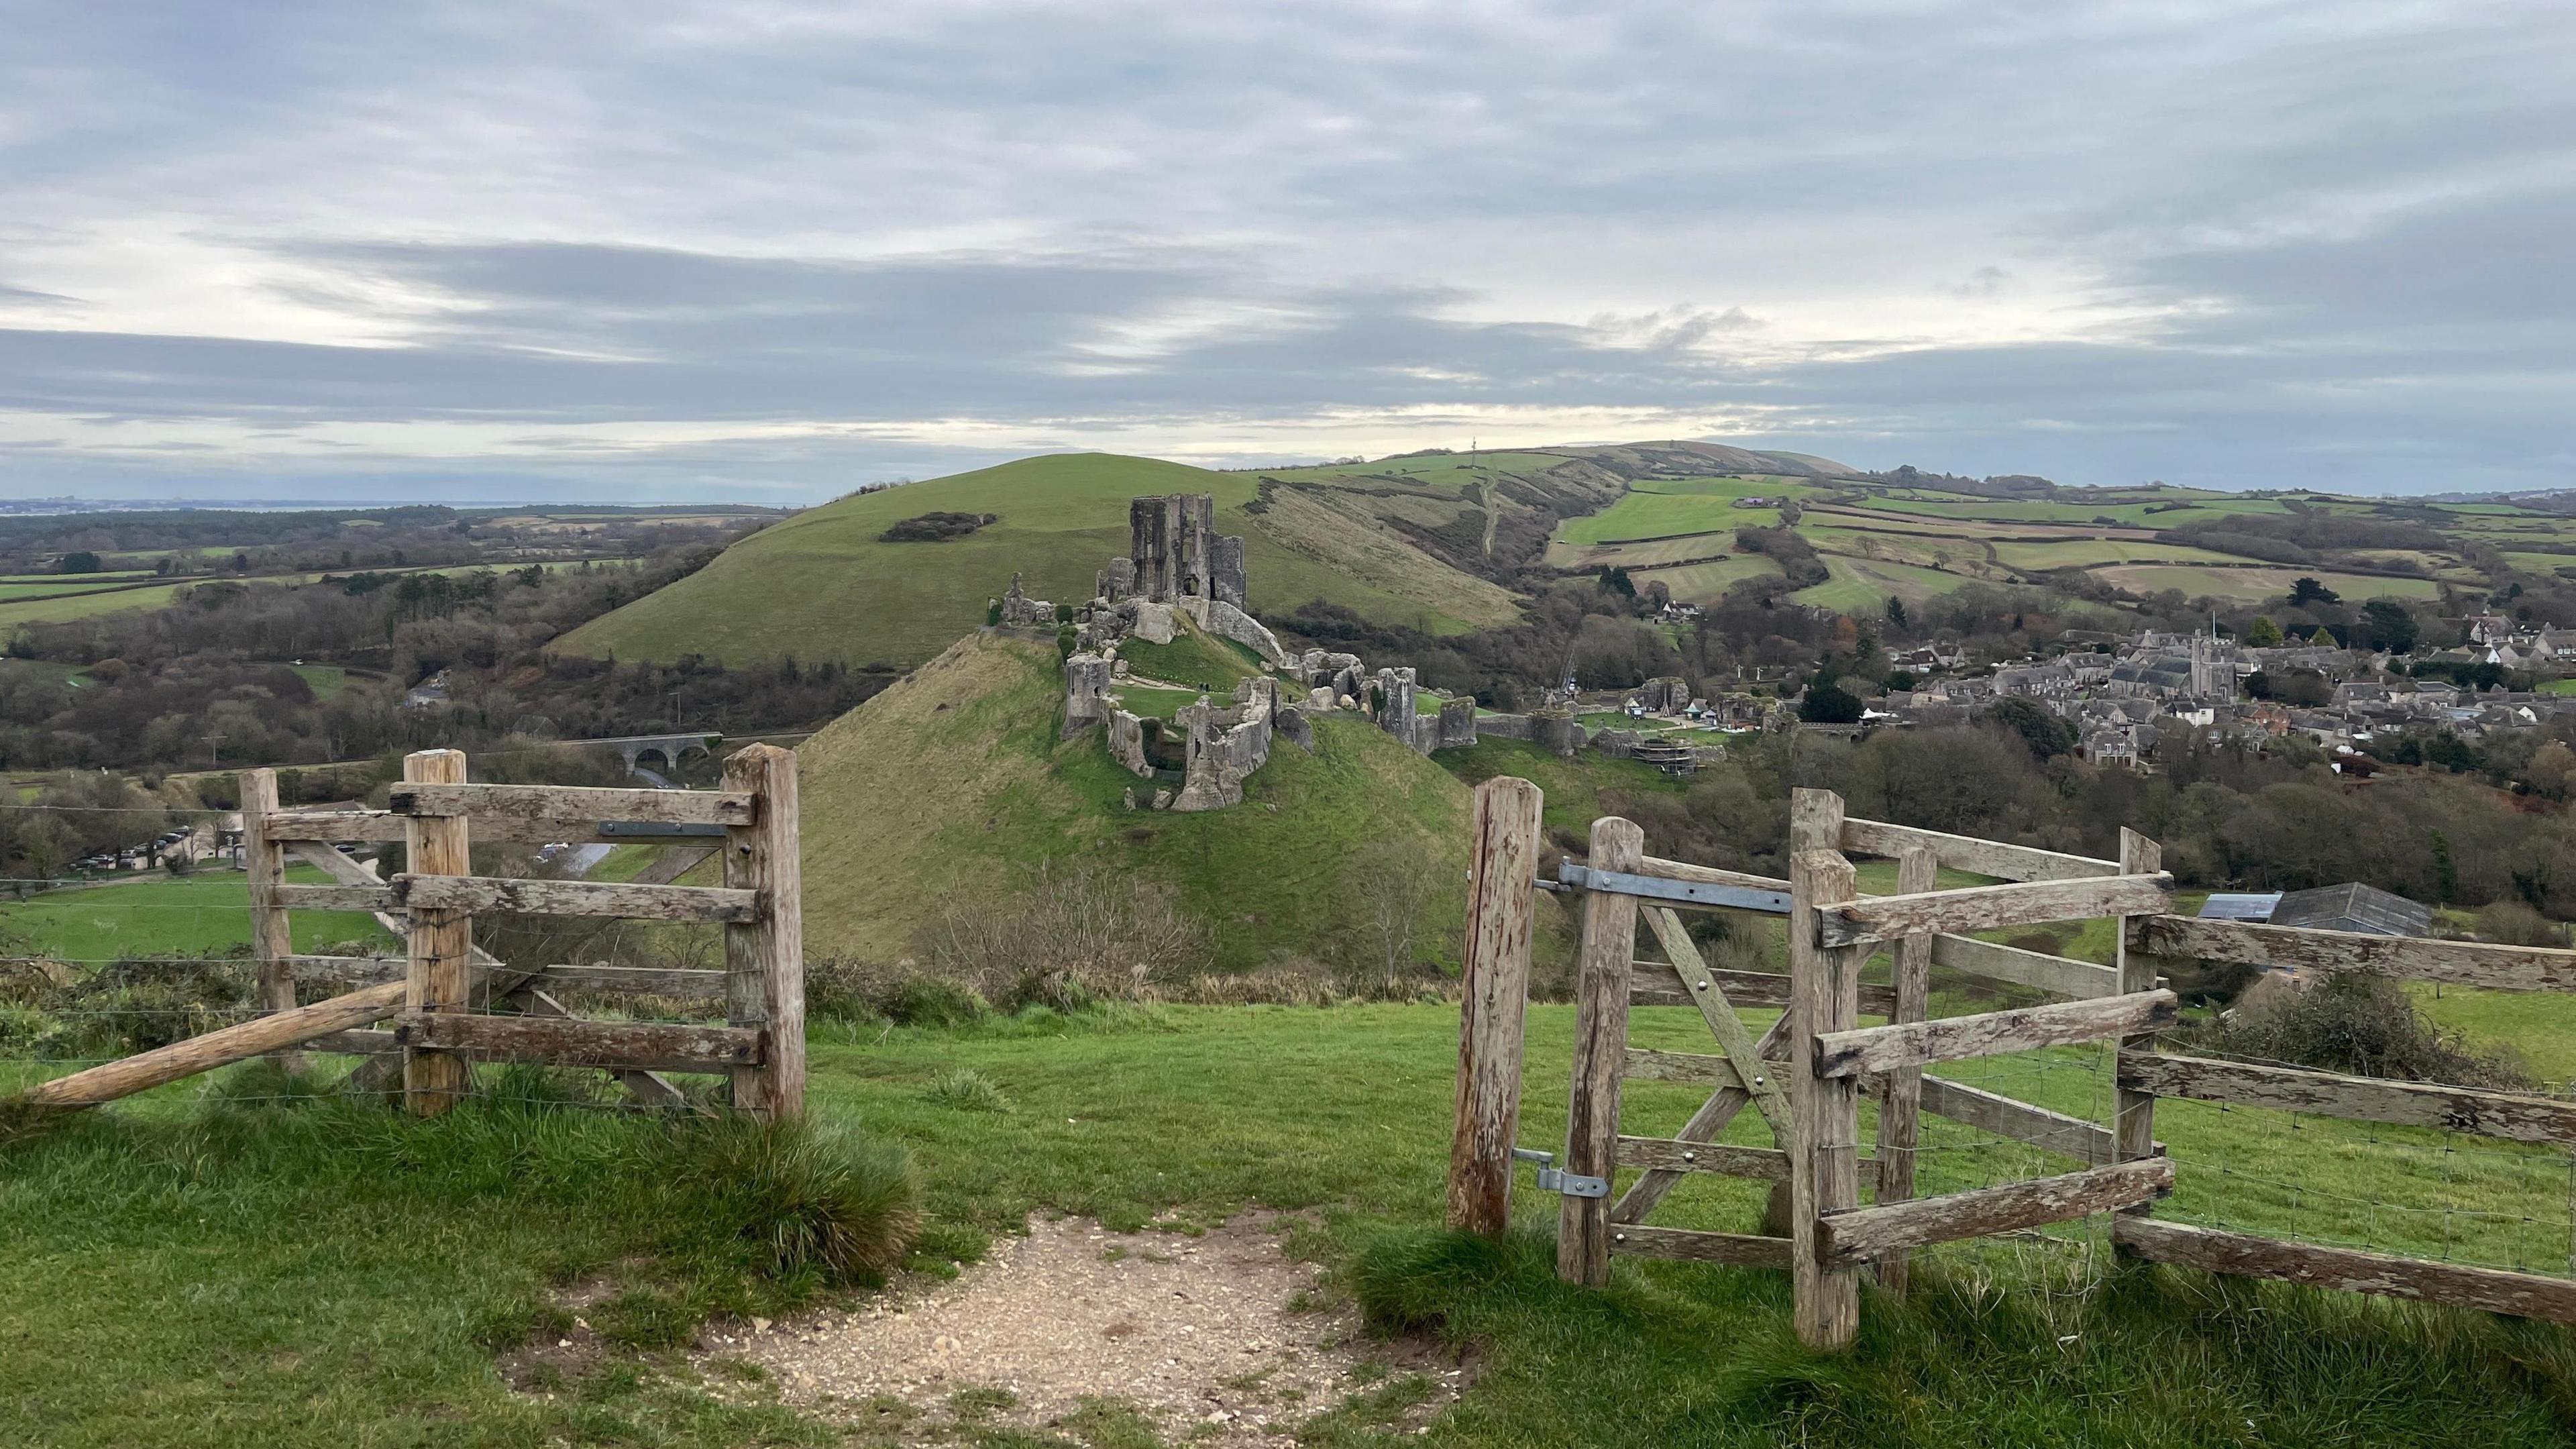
[9,745,802,1120]
[1450,781,2182,1350]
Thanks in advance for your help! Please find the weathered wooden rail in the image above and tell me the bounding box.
[7,745,803,1120]
[1448,781,2576,1348]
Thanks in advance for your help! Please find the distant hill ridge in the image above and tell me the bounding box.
[553,439,1869,671]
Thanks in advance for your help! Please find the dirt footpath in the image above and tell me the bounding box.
[695,1213,1464,1443]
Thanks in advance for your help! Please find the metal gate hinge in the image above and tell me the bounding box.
[1512,1146,1608,1199]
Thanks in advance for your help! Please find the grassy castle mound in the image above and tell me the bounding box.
[794,631,1480,976]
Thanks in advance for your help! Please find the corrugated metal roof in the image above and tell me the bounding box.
[2270,883,2432,938]
[2198,893,2282,922]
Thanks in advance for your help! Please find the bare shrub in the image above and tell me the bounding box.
[1162,954,1458,1006]
[1342,837,1447,984]
[2174,969,2532,1089]
[2475,900,2567,948]
[915,863,1209,1010]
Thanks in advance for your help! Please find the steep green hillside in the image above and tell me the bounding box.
[794,632,1480,973]
[558,453,1524,669]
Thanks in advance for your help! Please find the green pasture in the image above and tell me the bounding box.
[0,582,195,629]
[1988,539,2247,570]
[1550,478,1819,547]
[2090,564,2444,603]
[7,999,2576,1447]
[286,663,355,700]
[1792,554,1972,611]
[1630,554,1780,603]
[1551,531,1747,570]
[0,580,142,602]
[0,866,398,961]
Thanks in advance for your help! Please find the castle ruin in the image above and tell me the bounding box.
[1025,490,1609,813]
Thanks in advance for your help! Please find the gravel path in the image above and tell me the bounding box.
[695,1213,1462,1443]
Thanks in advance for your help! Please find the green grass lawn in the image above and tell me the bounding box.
[7,1003,2576,1447]
[286,662,354,699]
[0,866,398,960]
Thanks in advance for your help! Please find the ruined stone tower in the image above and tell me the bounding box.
[1126,494,1247,609]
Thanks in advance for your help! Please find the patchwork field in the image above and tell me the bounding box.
[2093,563,2445,602]
[1550,476,1818,549]
[1629,553,1780,602]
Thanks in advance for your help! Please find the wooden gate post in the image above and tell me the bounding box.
[1789,788,1862,1350]
[724,743,804,1120]
[1559,815,1643,1285]
[1450,776,1545,1237]
[402,749,474,1116]
[237,767,299,1069]
[1871,843,1938,1294]
[2113,827,2164,1218]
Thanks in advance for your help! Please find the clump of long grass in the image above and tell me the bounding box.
[656,1113,920,1284]
[922,1067,1013,1113]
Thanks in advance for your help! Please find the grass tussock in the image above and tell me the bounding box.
[922,1067,1014,1114]
[1352,1226,2576,1448]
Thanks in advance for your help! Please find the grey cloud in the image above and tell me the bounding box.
[1,1,2570,500]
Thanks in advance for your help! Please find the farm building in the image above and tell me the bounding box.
[2198,883,2431,941]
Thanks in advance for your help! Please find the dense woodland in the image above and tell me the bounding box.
[0,502,780,578]
[0,551,889,777]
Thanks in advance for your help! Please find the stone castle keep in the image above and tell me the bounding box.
[1005,491,1599,812]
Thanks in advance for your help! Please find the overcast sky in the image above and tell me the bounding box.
[3,1,2569,503]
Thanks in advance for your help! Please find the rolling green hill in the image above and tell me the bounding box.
[561,437,2576,674]
[558,453,1531,669]
[793,631,1491,973]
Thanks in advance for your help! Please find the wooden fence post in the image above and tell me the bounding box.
[1559,814,1643,1286]
[402,749,472,1116]
[1450,775,1545,1238]
[1872,843,1937,1294]
[724,743,804,1120]
[1789,787,1862,1350]
[2113,827,2163,1217]
[238,767,299,1071]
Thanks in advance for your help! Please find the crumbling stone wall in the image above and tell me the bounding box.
[1375,667,1418,744]
[1172,677,1277,812]
[1096,556,1135,603]
[996,572,1055,628]
[1062,653,1113,737]
[1532,712,1587,757]
[1436,696,1478,750]
[1130,493,1252,614]
[1107,710,1152,777]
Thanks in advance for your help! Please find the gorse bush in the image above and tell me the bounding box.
[2178,969,2533,1089]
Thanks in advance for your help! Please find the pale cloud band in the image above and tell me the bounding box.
[1,1,2568,501]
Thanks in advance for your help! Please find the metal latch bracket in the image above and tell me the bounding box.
[1512,1146,1608,1199]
